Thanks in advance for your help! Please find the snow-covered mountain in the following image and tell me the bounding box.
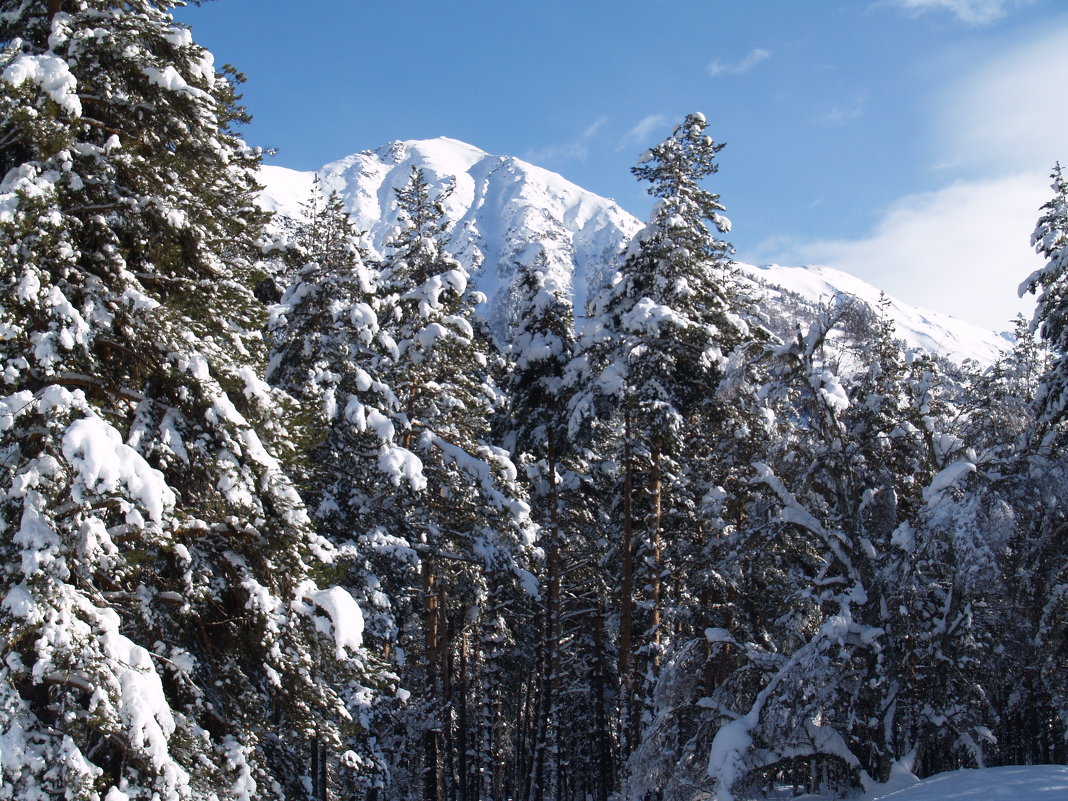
[259,138,641,336]
[258,137,1011,365]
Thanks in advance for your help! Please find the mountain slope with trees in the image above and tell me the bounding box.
[0,5,1063,801]
[257,141,1011,366]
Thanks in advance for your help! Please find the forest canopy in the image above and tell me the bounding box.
[0,4,1066,801]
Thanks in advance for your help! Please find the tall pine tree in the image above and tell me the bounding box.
[1022,163,1068,439]
[0,4,379,799]
[373,168,537,801]
[570,113,766,788]
[1019,163,1068,758]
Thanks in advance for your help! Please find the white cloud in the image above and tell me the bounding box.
[619,114,670,150]
[524,116,610,165]
[761,21,1068,331]
[931,24,1068,174]
[708,48,771,78]
[813,95,868,126]
[582,117,609,139]
[882,0,1032,24]
[754,174,1046,331]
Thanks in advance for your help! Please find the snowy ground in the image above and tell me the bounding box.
[864,765,1068,801]
[758,765,1068,801]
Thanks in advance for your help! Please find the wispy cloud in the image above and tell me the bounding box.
[580,118,607,139]
[524,116,610,165]
[620,114,669,149]
[880,0,1032,24]
[931,23,1068,173]
[813,95,868,126]
[752,175,1044,331]
[707,48,771,78]
[753,21,1068,331]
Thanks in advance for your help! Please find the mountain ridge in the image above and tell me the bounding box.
[258,137,1011,366]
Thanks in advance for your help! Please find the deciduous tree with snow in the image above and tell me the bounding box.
[703,300,995,799]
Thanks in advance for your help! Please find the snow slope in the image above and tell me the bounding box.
[866,765,1068,801]
[261,138,641,336]
[258,138,1011,365]
[747,263,1009,365]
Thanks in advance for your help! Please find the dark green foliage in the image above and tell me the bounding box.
[1016,165,1068,763]
[353,168,537,801]
[2,15,1063,797]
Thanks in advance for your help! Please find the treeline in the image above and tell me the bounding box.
[0,4,1066,801]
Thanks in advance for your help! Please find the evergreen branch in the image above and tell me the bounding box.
[42,670,94,695]
[407,542,480,565]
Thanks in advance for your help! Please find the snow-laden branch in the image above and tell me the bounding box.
[751,461,859,585]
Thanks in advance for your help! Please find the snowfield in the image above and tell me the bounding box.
[866,765,1068,801]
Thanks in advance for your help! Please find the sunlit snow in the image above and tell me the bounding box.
[866,765,1068,801]
[259,138,1012,365]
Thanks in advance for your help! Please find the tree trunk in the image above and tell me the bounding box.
[311,736,328,801]
[458,631,470,801]
[527,608,549,801]
[422,557,444,801]
[592,603,614,801]
[649,446,663,671]
[618,410,637,758]
[538,436,564,801]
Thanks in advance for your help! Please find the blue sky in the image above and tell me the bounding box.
[178,0,1068,332]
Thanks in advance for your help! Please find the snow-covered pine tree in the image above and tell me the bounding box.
[373,167,537,801]
[940,316,1061,768]
[1022,163,1068,440]
[0,5,378,800]
[569,113,766,789]
[266,178,429,798]
[958,316,1044,453]
[504,246,619,801]
[505,248,572,801]
[1018,163,1068,761]
[267,177,423,599]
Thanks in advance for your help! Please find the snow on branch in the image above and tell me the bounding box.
[3,52,81,117]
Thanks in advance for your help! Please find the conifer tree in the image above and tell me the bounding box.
[373,167,536,801]
[505,248,572,801]
[504,247,620,801]
[1022,163,1068,439]
[0,4,378,799]
[945,317,1060,767]
[266,180,429,799]
[1019,163,1068,758]
[570,113,767,787]
[267,179,423,636]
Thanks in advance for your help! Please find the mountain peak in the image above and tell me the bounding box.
[258,138,1010,365]
[367,136,492,172]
